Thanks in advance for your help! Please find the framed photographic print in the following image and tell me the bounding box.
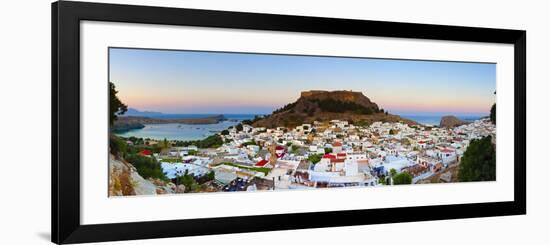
[52,1,526,244]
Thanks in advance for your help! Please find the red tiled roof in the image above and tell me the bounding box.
[337,153,347,157]
[441,148,455,153]
[322,154,336,159]
[332,142,343,147]
[330,158,345,163]
[255,159,269,167]
[275,145,285,150]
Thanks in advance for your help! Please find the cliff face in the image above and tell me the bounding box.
[109,154,182,196]
[253,90,415,128]
[109,154,157,196]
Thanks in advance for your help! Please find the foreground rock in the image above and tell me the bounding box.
[439,115,467,128]
[109,154,157,196]
[109,154,176,196]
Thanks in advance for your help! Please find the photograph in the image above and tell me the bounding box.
[108,47,497,196]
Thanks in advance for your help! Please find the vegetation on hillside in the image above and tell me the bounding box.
[458,136,496,182]
[273,102,297,114]
[173,134,224,148]
[242,115,265,125]
[124,153,168,181]
[308,98,375,115]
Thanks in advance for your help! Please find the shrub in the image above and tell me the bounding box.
[124,154,167,181]
[109,136,127,157]
[392,172,412,185]
[308,154,322,164]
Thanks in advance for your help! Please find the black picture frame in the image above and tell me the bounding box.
[52,1,526,244]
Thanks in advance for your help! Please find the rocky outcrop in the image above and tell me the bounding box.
[112,115,227,132]
[439,115,467,128]
[111,121,145,133]
[300,90,379,111]
[109,154,176,196]
[109,154,157,196]
[252,90,417,128]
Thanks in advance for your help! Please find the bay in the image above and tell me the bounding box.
[114,114,257,141]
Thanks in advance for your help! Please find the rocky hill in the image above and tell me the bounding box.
[252,90,416,128]
[112,114,226,132]
[439,115,467,128]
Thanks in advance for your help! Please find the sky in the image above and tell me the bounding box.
[109,47,496,116]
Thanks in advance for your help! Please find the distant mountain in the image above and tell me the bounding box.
[112,114,226,132]
[252,90,417,128]
[123,108,164,117]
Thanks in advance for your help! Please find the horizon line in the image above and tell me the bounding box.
[125,108,490,116]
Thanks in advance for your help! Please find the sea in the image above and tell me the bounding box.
[396,114,485,126]
[114,114,257,141]
[114,113,485,141]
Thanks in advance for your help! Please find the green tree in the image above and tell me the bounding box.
[235,124,244,132]
[324,148,333,154]
[458,136,496,182]
[490,103,496,124]
[308,154,322,164]
[221,129,229,135]
[206,171,215,181]
[162,138,169,149]
[109,82,128,125]
[389,168,397,177]
[392,172,412,185]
